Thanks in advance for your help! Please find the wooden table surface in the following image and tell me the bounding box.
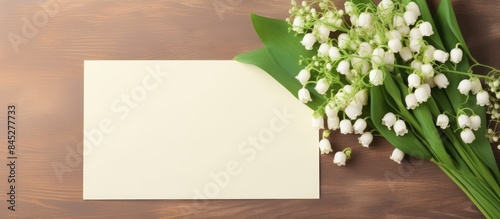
[0,0,499,218]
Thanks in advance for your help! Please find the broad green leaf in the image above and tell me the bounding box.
[370,85,432,160]
[235,48,325,109]
[239,14,326,110]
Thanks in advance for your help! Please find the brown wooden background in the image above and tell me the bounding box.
[0,0,499,218]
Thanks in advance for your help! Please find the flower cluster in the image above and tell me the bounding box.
[288,0,500,165]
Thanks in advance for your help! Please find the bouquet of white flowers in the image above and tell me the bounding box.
[236,0,500,217]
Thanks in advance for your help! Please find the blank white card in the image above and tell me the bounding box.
[83,61,319,199]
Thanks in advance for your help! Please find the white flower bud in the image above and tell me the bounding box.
[387,30,402,40]
[298,88,312,103]
[423,45,436,62]
[382,112,397,130]
[329,46,341,60]
[340,119,353,134]
[469,115,481,131]
[350,15,358,27]
[325,104,338,118]
[393,15,404,28]
[384,52,395,71]
[358,132,373,148]
[436,114,449,129]
[398,25,410,36]
[457,114,470,128]
[344,2,355,15]
[394,120,409,136]
[327,116,340,130]
[409,39,422,53]
[319,139,333,154]
[358,42,373,57]
[425,75,436,88]
[388,39,402,53]
[460,128,476,144]
[404,11,417,26]
[301,33,316,50]
[470,78,482,95]
[353,119,368,134]
[408,73,421,88]
[345,101,363,120]
[292,16,304,33]
[409,28,422,40]
[317,25,330,43]
[433,49,449,63]
[333,151,347,166]
[476,91,490,106]
[337,60,350,75]
[390,148,405,164]
[338,33,349,48]
[411,60,423,70]
[369,69,384,86]
[358,12,372,28]
[372,48,386,66]
[450,48,463,64]
[355,89,369,105]
[343,84,353,94]
[434,73,449,89]
[415,84,430,103]
[406,2,421,17]
[315,78,330,95]
[318,43,331,57]
[312,116,324,129]
[295,69,310,85]
[458,79,472,95]
[419,22,434,36]
[421,64,434,78]
[399,47,413,61]
[405,93,419,110]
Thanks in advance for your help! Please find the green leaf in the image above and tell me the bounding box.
[235,14,325,110]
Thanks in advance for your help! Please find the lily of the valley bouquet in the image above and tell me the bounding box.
[236,0,500,217]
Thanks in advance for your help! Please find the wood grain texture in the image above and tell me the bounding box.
[0,0,499,218]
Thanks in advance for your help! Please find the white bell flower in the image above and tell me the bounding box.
[301,33,316,50]
[339,119,353,134]
[337,60,350,75]
[369,69,384,86]
[436,114,449,129]
[382,112,397,130]
[469,115,481,131]
[358,12,372,28]
[325,104,338,118]
[388,38,402,53]
[404,10,417,26]
[338,33,349,48]
[372,48,386,66]
[434,73,450,89]
[390,148,405,164]
[295,69,310,85]
[312,116,325,129]
[398,25,410,36]
[358,132,373,148]
[384,52,395,71]
[394,120,409,136]
[327,116,340,130]
[319,139,333,154]
[457,114,470,128]
[400,47,413,61]
[421,64,434,78]
[476,91,490,106]
[358,42,373,57]
[345,101,363,120]
[317,25,330,43]
[298,88,312,103]
[409,28,422,40]
[405,93,419,110]
[406,2,421,17]
[450,47,463,64]
[315,78,330,95]
[411,60,423,71]
[423,45,436,62]
[329,46,341,61]
[419,21,434,36]
[393,15,405,28]
[355,89,369,105]
[408,73,421,88]
[460,128,476,144]
[353,118,368,134]
[457,79,472,95]
[433,49,449,63]
[387,29,402,40]
[318,43,331,57]
[415,84,430,103]
[333,151,347,166]
[409,39,422,53]
[470,78,482,95]
[292,16,304,33]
